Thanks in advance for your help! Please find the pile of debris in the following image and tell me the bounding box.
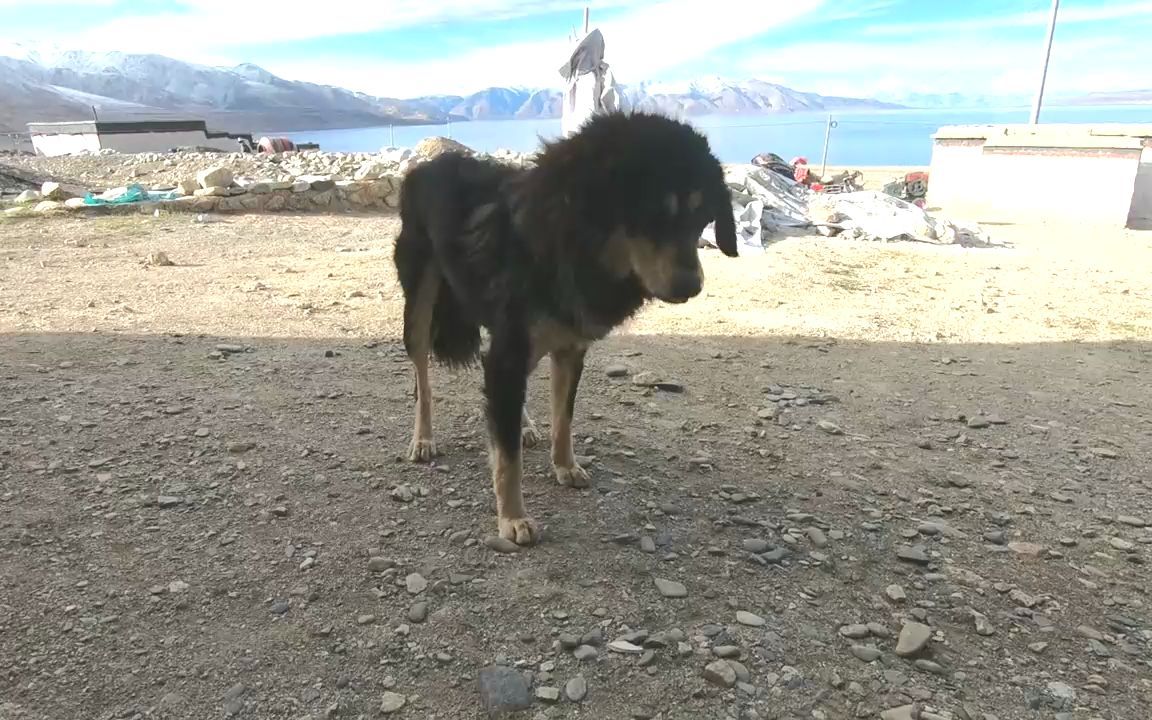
[702,164,996,253]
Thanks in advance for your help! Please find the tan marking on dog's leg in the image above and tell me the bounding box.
[406,267,439,463]
[550,350,590,488]
[521,407,541,448]
[491,441,539,545]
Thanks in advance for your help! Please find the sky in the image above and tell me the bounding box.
[1,0,1150,99]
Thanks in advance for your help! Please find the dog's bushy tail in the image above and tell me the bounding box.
[429,284,481,368]
[396,154,482,368]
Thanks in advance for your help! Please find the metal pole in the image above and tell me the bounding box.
[583,7,590,33]
[389,124,395,148]
[820,114,834,178]
[446,117,452,139]
[1029,0,1060,124]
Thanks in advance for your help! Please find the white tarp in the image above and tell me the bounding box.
[558,28,622,137]
[700,164,997,253]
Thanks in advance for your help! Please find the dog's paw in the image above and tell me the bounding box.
[554,463,591,488]
[498,515,541,546]
[407,437,438,463]
[521,425,540,449]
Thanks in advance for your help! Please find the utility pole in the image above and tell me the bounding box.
[1029,0,1060,124]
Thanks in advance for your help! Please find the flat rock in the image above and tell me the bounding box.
[742,538,770,553]
[405,573,428,595]
[483,535,520,553]
[896,545,931,565]
[880,705,916,720]
[477,665,532,715]
[895,622,933,657]
[368,557,393,572]
[850,645,882,662]
[736,611,765,627]
[379,692,406,714]
[197,166,234,189]
[1008,541,1045,557]
[816,419,843,435]
[608,640,644,655]
[653,578,687,598]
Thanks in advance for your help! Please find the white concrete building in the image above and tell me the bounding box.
[27,119,253,156]
[928,124,1152,229]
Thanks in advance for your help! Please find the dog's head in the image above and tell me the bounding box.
[561,112,738,304]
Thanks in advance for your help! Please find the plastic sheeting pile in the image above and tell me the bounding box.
[700,165,996,254]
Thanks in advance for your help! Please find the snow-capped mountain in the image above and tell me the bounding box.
[412,77,899,122]
[0,45,444,132]
[0,46,897,133]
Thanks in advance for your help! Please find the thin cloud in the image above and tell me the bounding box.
[862,0,1152,36]
[735,32,1147,98]
[55,0,834,96]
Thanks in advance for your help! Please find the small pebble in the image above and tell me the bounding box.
[895,622,933,657]
[703,660,737,688]
[565,675,587,702]
[408,602,428,623]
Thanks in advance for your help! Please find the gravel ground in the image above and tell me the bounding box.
[1,212,1150,720]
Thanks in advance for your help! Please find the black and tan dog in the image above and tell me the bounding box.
[393,111,738,546]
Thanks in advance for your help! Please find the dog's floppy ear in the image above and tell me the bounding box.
[711,178,739,258]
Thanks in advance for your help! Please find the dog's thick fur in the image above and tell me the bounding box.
[393,111,739,545]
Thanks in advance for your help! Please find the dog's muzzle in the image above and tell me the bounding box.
[661,270,703,304]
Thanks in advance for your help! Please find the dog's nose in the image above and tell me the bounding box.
[668,270,702,302]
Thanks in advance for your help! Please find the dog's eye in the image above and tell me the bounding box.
[663,193,678,216]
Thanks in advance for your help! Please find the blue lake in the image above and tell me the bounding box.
[284,105,1150,167]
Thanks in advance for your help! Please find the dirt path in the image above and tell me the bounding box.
[1,213,1150,720]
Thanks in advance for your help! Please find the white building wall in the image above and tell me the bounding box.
[1129,146,1152,229]
[31,132,101,156]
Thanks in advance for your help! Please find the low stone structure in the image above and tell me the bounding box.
[2,142,538,219]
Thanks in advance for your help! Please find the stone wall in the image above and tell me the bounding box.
[5,166,402,218]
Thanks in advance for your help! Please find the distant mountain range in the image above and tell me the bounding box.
[0,46,902,133]
[0,46,1146,134]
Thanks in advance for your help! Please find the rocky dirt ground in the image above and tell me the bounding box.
[1,212,1151,720]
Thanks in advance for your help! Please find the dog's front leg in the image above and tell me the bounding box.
[550,347,590,488]
[484,331,540,545]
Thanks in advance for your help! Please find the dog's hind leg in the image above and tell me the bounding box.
[549,347,590,488]
[484,329,539,545]
[404,265,440,462]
